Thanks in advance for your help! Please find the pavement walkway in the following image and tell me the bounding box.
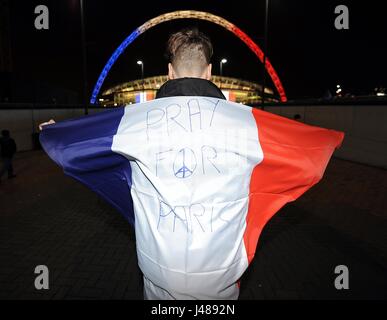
[0,151,386,299]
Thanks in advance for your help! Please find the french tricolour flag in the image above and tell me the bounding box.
[40,96,344,300]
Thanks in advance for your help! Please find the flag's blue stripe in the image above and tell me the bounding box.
[39,108,134,225]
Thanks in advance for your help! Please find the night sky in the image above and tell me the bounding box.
[8,0,387,101]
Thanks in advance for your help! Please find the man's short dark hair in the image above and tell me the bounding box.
[166,27,213,76]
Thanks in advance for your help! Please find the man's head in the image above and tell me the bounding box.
[166,28,213,80]
[1,130,10,138]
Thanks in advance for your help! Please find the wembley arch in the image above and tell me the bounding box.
[90,10,287,104]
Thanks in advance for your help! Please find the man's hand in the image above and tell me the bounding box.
[39,119,56,131]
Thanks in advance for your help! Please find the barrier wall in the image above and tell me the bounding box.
[1,104,386,168]
[264,105,387,169]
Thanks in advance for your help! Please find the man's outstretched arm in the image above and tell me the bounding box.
[39,109,135,225]
[39,119,56,131]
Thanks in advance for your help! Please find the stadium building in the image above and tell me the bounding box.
[99,75,278,107]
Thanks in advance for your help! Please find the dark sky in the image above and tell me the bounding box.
[8,0,387,101]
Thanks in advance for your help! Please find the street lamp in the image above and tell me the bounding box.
[220,58,227,76]
[137,60,144,79]
[336,84,342,96]
[261,0,269,109]
[80,0,88,114]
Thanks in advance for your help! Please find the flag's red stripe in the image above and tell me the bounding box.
[243,108,344,264]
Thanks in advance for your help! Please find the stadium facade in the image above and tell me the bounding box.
[99,75,277,107]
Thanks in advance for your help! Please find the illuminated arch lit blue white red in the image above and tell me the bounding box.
[90,10,287,104]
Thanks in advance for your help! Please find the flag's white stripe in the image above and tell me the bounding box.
[112,96,263,299]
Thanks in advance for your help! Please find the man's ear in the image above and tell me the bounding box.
[205,63,212,80]
[168,63,175,80]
